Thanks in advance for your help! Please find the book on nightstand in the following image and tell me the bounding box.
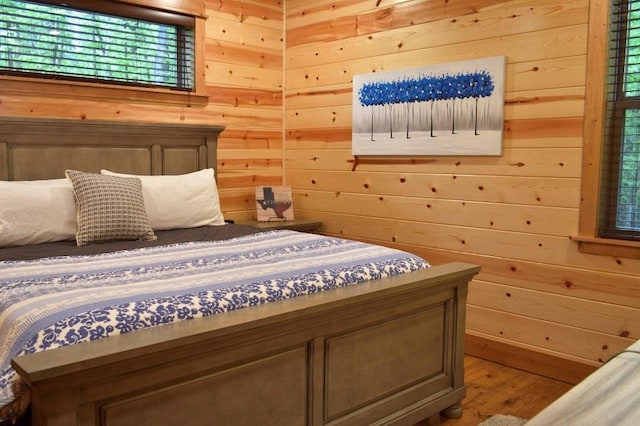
[255,185,294,222]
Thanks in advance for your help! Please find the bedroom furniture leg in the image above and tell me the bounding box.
[441,402,463,419]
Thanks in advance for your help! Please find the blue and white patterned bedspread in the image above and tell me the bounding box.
[0,230,429,422]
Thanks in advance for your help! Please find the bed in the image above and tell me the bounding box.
[0,117,480,426]
[527,339,640,425]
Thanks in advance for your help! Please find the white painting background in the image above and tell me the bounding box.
[352,56,506,156]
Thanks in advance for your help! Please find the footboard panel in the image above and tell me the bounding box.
[324,301,447,421]
[101,346,309,426]
[12,262,479,426]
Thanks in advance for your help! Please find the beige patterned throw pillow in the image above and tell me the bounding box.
[66,170,157,246]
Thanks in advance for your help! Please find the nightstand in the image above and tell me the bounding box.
[242,219,322,233]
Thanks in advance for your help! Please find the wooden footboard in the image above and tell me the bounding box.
[12,262,479,426]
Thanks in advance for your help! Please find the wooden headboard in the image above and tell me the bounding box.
[0,117,224,181]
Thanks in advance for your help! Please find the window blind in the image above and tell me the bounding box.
[0,0,195,90]
[602,0,640,240]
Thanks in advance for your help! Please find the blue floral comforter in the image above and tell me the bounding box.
[0,230,429,422]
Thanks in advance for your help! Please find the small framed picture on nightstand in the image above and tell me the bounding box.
[255,186,294,222]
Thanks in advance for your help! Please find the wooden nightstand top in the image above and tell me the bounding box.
[242,219,322,232]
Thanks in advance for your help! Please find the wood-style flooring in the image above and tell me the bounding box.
[419,355,575,426]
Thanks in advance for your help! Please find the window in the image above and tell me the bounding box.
[0,0,195,91]
[577,0,640,257]
[0,0,206,105]
[603,0,640,240]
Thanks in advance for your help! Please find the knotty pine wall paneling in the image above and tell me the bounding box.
[204,0,284,220]
[3,0,640,385]
[0,0,285,222]
[284,0,640,384]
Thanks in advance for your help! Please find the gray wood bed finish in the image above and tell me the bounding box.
[0,117,480,426]
[0,117,222,180]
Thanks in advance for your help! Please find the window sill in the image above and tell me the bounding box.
[1,76,208,107]
[571,235,640,259]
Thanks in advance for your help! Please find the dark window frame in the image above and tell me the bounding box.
[600,0,640,241]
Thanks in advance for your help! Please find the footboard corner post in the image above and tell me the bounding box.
[0,141,8,180]
[440,403,462,419]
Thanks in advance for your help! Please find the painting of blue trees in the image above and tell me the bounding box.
[352,56,506,155]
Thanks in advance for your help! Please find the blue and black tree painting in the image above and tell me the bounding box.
[359,81,386,141]
[358,69,495,140]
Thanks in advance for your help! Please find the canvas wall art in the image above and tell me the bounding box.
[352,56,506,156]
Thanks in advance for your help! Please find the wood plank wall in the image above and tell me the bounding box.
[205,0,284,219]
[2,0,640,384]
[0,0,285,222]
[284,0,640,384]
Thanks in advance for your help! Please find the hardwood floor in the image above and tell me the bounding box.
[419,355,575,426]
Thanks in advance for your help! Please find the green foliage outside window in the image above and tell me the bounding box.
[611,1,640,234]
[0,0,194,90]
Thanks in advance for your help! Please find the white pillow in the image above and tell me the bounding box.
[100,168,225,230]
[0,179,77,247]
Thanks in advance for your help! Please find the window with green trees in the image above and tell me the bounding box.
[603,0,640,240]
[0,0,195,91]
